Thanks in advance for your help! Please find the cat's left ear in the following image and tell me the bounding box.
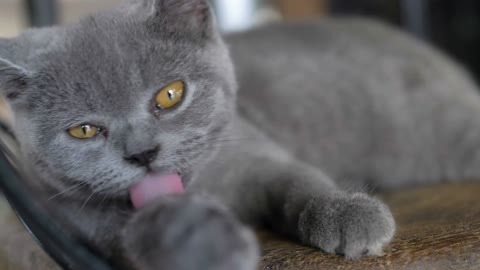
[0,57,32,101]
[147,0,215,38]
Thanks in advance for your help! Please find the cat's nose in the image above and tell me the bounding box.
[124,145,160,167]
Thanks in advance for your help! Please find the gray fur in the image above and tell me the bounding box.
[121,195,259,270]
[0,0,479,268]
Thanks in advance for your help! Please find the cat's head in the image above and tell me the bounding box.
[0,0,236,199]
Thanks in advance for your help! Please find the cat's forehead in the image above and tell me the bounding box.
[28,24,208,113]
[46,22,199,78]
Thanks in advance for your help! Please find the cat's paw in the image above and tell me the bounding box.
[121,195,259,270]
[298,193,395,259]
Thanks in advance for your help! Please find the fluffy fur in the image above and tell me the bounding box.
[0,0,479,269]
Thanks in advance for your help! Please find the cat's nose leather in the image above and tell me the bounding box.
[124,146,160,167]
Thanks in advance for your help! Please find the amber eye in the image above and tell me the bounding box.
[155,81,185,109]
[68,124,101,139]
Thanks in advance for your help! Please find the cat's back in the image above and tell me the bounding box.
[224,18,480,185]
[226,17,475,102]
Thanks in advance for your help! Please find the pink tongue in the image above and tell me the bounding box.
[129,173,184,209]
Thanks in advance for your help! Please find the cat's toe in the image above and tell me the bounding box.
[298,193,395,259]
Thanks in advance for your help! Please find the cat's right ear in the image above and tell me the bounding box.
[0,57,31,101]
[144,0,215,39]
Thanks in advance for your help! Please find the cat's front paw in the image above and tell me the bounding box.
[298,193,395,259]
[121,195,259,270]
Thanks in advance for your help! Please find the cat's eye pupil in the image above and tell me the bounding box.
[167,90,175,101]
[81,125,89,135]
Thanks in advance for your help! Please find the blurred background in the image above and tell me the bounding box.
[0,0,479,80]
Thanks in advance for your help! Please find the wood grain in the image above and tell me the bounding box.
[2,183,480,269]
[259,183,480,270]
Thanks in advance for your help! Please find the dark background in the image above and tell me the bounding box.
[331,0,480,82]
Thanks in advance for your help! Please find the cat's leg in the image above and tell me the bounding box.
[119,195,259,270]
[196,145,395,259]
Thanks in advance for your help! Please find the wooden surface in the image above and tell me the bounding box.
[259,183,480,270]
[2,183,480,269]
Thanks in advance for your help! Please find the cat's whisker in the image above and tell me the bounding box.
[48,182,88,201]
[79,191,95,212]
[92,184,118,197]
[61,183,90,201]
[97,193,110,209]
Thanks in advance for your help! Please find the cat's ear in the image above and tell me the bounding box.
[146,0,214,38]
[0,57,32,101]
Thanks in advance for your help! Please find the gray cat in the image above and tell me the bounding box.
[0,0,479,269]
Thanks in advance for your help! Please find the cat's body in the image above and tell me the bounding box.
[1,1,479,269]
[224,18,480,191]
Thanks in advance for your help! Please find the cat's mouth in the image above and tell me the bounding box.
[128,172,184,209]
